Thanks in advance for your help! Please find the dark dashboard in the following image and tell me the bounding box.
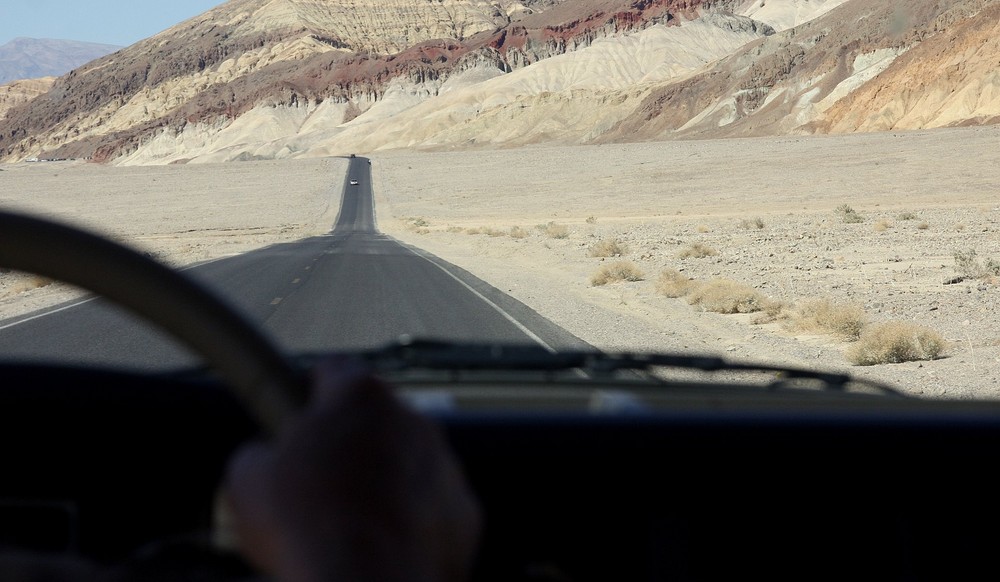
[4,363,1000,581]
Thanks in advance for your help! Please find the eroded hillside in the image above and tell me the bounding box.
[1,0,997,164]
[603,0,1000,139]
[0,77,55,121]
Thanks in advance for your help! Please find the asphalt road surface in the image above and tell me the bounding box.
[0,157,586,371]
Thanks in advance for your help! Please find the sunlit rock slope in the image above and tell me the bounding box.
[1,0,997,164]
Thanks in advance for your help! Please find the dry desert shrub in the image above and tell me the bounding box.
[989,259,1000,279]
[654,269,699,298]
[588,237,629,258]
[750,299,789,325]
[466,226,505,237]
[404,216,430,231]
[538,221,569,239]
[2,274,54,297]
[740,217,765,230]
[509,226,529,239]
[835,204,864,224]
[446,226,464,233]
[786,298,867,341]
[846,321,946,366]
[953,249,1000,280]
[585,216,597,224]
[677,242,718,259]
[590,261,645,286]
[897,212,918,221]
[873,219,893,232]
[953,249,980,278]
[686,279,771,314]
[916,221,930,230]
[696,225,710,233]
[655,272,775,315]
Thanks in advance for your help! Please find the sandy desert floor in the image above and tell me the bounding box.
[2,126,999,397]
[1,157,345,315]
[373,126,1000,398]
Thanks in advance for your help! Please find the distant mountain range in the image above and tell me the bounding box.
[0,38,121,84]
[0,0,998,164]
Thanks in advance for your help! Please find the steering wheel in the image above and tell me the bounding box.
[0,210,306,434]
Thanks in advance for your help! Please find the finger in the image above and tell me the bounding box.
[310,355,372,408]
[225,440,273,507]
[223,441,280,571]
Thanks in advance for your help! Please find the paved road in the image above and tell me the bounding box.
[0,158,585,371]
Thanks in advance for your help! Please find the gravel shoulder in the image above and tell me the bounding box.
[374,127,1000,398]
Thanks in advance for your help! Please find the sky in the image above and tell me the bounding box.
[0,1,225,47]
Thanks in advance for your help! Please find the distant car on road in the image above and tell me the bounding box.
[350,180,359,185]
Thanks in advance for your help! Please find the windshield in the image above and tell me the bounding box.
[1,1,998,399]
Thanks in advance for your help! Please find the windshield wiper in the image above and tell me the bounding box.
[354,338,904,396]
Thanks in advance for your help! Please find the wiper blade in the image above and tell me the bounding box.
[366,339,590,372]
[356,338,903,396]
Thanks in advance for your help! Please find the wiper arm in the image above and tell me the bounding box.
[357,338,903,396]
[367,339,588,372]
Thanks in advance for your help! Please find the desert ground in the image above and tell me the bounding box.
[2,126,999,397]
[0,157,346,315]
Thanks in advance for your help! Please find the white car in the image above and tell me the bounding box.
[350,179,359,185]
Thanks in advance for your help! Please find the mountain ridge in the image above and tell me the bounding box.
[1,0,997,165]
[0,37,121,85]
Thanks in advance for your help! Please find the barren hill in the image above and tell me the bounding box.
[603,0,1000,139]
[0,0,997,164]
[0,77,55,121]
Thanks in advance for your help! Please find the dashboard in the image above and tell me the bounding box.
[3,364,1000,580]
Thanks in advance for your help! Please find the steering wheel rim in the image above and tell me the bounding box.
[0,210,305,434]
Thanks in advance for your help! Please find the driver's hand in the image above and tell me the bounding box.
[224,358,482,582]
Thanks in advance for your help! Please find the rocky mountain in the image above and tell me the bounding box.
[0,0,997,164]
[0,38,121,84]
[601,0,1000,139]
[0,77,55,121]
